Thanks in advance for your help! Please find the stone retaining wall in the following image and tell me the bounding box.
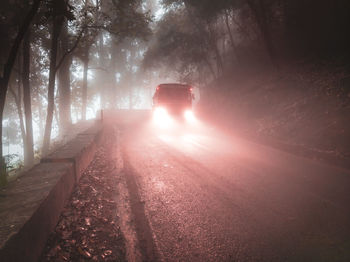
[0,121,105,262]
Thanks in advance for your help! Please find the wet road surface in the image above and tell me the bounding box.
[115,117,350,262]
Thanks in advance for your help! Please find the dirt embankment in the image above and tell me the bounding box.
[199,61,350,167]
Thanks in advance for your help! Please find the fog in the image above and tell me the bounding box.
[1,0,350,175]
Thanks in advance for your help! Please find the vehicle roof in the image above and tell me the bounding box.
[158,83,191,89]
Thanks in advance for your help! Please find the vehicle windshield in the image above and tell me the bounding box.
[158,88,190,101]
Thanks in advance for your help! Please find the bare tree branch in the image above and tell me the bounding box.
[88,66,108,72]
[55,28,84,72]
[1,0,42,83]
[86,25,120,36]
[9,85,18,101]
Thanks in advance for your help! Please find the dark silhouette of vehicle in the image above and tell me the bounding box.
[152,83,195,118]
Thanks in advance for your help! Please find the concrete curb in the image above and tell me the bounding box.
[0,122,105,262]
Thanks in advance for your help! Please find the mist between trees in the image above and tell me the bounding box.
[1,0,350,184]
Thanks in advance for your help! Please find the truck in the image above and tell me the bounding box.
[152,83,195,121]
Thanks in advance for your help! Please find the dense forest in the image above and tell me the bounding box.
[1,0,350,184]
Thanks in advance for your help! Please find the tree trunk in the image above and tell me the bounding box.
[10,84,27,162]
[82,55,89,120]
[0,78,8,183]
[53,100,60,128]
[58,20,72,135]
[36,90,44,140]
[22,31,35,166]
[0,0,41,176]
[246,0,276,64]
[203,56,217,80]
[9,50,27,164]
[207,22,224,76]
[42,15,63,155]
[98,33,106,107]
[10,80,27,165]
[109,40,118,108]
[224,10,240,63]
[0,79,6,171]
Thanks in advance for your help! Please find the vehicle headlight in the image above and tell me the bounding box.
[184,110,196,122]
[153,107,174,129]
[153,107,168,119]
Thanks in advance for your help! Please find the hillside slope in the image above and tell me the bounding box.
[199,61,350,167]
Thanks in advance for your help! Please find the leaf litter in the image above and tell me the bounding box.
[41,141,127,262]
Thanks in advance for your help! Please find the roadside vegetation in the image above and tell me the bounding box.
[2,0,350,185]
[0,0,153,186]
[143,0,350,165]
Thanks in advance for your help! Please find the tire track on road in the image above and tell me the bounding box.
[118,128,161,262]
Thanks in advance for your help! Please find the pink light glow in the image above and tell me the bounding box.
[184,110,196,124]
[152,107,174,129]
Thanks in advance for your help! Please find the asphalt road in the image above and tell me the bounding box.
[115,116,350,262]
